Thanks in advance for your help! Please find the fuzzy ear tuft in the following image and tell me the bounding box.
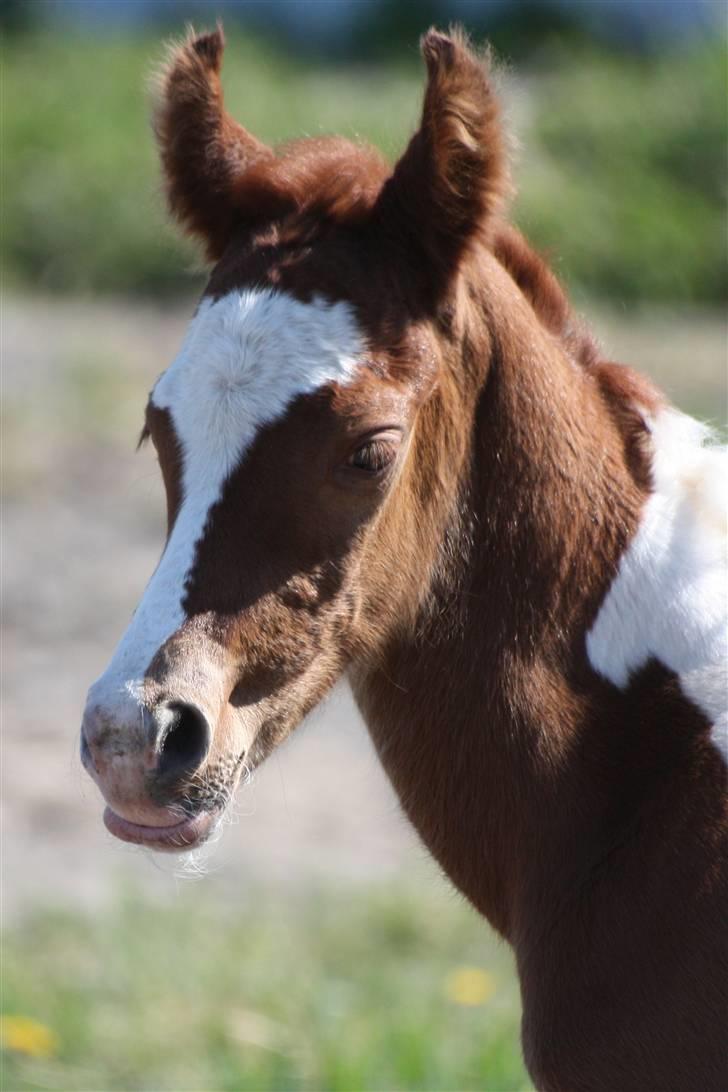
[376,28,510,299]
[189,25,225,71]
[152,24,272,260]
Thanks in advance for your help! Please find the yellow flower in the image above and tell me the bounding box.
[444,967,496,1006]
[1,1015,59,1058]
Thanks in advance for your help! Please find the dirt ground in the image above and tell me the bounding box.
[2,292,725,920]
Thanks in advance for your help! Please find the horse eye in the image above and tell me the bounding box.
[347,439,396,474]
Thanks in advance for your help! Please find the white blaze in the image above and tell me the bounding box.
[587,408,728,761]
[87,289,365,715]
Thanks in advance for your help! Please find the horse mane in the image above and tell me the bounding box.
[492,221,663,491]
[492,223,600,370]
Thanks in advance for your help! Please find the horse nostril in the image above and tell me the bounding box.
[156,702,211,782]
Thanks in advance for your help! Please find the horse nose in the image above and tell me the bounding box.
[81,700,211,785]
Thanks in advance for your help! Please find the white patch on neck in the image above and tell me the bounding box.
[587,408,728,761]
[88,289,365,713]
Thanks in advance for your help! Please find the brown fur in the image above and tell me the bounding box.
[153,25,274,258]
[94,26,727,1091]
[493,223,599,369]
[373,29,510,301]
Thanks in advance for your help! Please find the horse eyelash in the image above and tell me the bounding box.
[136,424,151,451]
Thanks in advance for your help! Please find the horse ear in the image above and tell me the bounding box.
[376,28,509,296]
[152,24,273,260]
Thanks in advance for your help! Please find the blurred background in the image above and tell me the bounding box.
[2,1,725,1089]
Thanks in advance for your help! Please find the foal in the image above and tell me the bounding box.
[82,27,727,1090]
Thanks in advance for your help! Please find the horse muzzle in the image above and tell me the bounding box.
[80,691,219,850]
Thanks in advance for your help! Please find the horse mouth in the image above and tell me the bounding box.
[103,805,220,851]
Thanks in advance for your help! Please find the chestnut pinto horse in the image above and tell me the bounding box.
[82,27,727,1090]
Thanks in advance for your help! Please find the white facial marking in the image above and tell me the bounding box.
[88,289,365,717]
[587,408,728,761]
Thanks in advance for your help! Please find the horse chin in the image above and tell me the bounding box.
[103,804,222,853]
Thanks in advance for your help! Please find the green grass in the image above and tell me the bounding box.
[2,28,725,304]
[1,883,529,1091]
[516,42,728,306]
[1,29,420,299]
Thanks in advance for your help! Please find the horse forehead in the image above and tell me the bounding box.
[151,287,366,474]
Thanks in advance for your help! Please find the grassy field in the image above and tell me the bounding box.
[2,28,725,304]
[1,883,528,1092]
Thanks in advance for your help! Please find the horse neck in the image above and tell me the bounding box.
[351,254,647,940]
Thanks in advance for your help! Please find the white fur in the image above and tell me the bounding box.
[87,289,365,717]
[587,408,728,761]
